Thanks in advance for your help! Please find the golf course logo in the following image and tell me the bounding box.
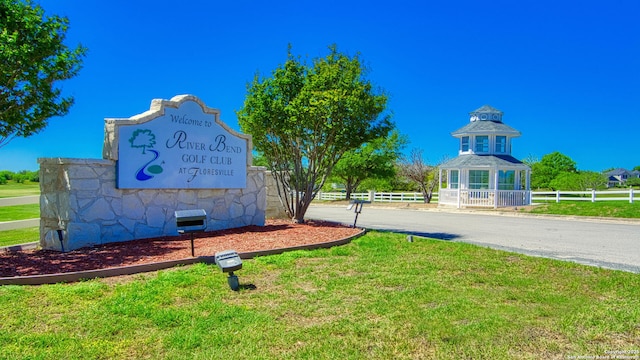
[128,129,164,181]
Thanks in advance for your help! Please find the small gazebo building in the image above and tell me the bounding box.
[438,105,531,208]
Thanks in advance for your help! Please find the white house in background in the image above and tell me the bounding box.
[438,105,531,208]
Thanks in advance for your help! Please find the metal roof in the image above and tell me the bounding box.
[451,120,521,137]
[470,105,503,115]
[440,154,529,169]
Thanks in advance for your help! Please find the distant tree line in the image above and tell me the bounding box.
[0,170,39,184]
[322,149,640,197]
[525,152,640,191]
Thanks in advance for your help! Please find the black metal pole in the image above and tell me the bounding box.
[353,203,363,228]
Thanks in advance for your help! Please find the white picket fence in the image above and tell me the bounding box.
[316,191,436,203]
[531,189,635,203]
[316,189,636,204]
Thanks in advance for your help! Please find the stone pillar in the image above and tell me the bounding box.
[265,171,289,219]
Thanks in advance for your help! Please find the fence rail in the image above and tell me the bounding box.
[531,189,635,203]
[316,191,437,203]
[316,189,636,204]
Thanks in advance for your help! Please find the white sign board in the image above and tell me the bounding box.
[116,100,247,189]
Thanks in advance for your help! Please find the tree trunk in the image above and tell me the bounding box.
[345,185,353,200]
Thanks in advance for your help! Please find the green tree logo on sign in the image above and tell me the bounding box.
[128,129,163,181]
[129,129,156,154]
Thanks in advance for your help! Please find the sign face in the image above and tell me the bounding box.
[116,100,247,189]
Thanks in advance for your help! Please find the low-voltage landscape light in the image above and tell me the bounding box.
[215,250,243,291]
[175,209,207,257]
[346,199,371,228]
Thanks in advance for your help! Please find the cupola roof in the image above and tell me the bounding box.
[451,120,521,137]
[469,105,504,122]
[451,104,520,137]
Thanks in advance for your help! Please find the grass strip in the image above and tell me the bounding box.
[0,204,40,222]
[526,201,640,218]
[1,231,638,359]
[0,182,40,198]
[0,227,39,247]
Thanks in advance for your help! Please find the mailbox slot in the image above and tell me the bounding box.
[175,209,207,257]
[175,209,207,233]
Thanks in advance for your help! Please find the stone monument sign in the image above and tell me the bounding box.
[39,95,266,252]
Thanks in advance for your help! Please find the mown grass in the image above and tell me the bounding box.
[0,181,39,198]
[0,203,39,221]
[526,201,640,219]
[0,227,39,247]
[1,232,638,359]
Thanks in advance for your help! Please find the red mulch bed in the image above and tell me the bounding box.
[0,220,361,278]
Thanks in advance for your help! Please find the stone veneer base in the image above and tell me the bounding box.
[38,157,267,251]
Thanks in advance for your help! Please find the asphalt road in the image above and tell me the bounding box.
[0,195,39,206]
[306,205,640,273]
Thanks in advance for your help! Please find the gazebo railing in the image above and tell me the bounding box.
[496,190,530,207]
[438,189,530,208]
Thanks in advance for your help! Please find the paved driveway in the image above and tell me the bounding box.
[306,205,640,273]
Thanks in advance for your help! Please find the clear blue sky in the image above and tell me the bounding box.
[2,0,638,172]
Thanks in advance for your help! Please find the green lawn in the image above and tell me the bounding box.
[0,203,39,221]
[0,227,39,247]
[526,201,640,218]
[1,231,638,359]
[0,203,40,247]
[0,181,39,198]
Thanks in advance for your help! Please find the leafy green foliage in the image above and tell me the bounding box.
[626,177,640,187]
[0,0,87,147]
[237,44,392,222]
[531,151,577,189]
[549,170,607,191]
[330,130,407,198]
[0,170,38,185]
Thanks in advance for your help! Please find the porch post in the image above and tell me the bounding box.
[457,168,463,209]
[526,169,532,204]
[493,170,499,209]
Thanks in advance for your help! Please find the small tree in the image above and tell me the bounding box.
[531,151,577,189]
[331,130,407,199]
[626,177,640,187]
[549,171,607,191]
[578,171,607,190]
[237,45,392,222]
[398,149,440,203]
[0,0,87,148]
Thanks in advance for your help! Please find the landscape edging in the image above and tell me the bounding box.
[0,228,365,286]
